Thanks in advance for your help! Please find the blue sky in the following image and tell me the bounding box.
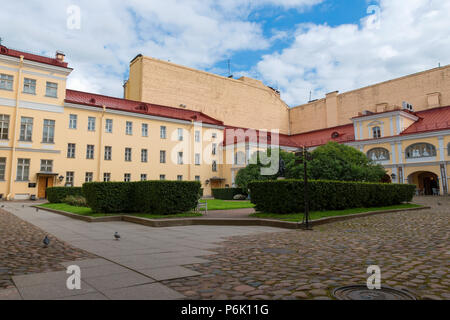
[1,0,448,106]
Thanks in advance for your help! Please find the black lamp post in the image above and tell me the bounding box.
[295,146,313,230]
[390,173,397,182]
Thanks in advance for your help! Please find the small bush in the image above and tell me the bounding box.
[47,187,83,203]
[63,195,88,207]
[82,181,201,214]
[249,180,416,214]
[212,188,247,200]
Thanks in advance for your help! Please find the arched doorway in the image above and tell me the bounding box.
[407,171,439,196]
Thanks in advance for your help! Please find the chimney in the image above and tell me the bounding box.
[55,51,65,62]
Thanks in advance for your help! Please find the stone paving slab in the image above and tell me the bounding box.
[138,266,202,281]
[0,287,22,300]
[83,271,155,291]
[102,283,185,300]
[18,280,96,300]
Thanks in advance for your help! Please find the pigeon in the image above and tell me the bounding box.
[43,236,50,247]
[114,232,121,241]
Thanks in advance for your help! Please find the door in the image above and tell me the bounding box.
[38,177,54,199]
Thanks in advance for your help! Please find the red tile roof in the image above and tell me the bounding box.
[401,106,450,135]
[289,124,356,148]
[65,89,224,126]
[0,45,70,68]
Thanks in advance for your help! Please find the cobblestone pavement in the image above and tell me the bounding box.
[163,197,450,300]
[0,208,96,290]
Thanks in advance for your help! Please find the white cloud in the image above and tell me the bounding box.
[1,0,320,97]
[256,0,450,106]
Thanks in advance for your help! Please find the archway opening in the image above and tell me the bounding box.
[407,171,439,196]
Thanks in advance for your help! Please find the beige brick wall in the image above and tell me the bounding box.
[291,65,450,134]
[125,56,291,134]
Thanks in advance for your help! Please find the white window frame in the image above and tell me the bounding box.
[142,123,148,137]
[160,150,166,164]
[125,148,132,162]
[40,160,53,173]
[0,74,13,91]
[126,121,133,135]
[20,117,33,142]
[86,145,95,159]
[23,78,36,94]
[104,146,112,161]
[103,173,111,182]
[42,119,55,143]
[45,81,58,98]
[141,174,147,181]
[0,157,6,180]
[141,149,148,163]
[177,152,184,165]
[0,114,10,140]
[195,153,201,166]
[177,175,183,181]
[88,117,96,131]
[178,128,183,141]
[160,126,167,139]
[105,119,113,133]
[16,159,30,181]
[67,143,76,158]
[69,114,77,129]
[124,173,131,182]
[85,172,93,183]
[66,171,74,186]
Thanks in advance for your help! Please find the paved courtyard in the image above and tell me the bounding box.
[0,197,449,300]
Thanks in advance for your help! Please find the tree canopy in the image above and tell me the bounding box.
[235,142,387,192]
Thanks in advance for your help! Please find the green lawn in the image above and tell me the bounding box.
[250,203,422,222]
[38,203,202,219]
[199,199,255,211]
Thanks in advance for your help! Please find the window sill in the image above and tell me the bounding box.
[41,142,55,144]
[0,88,13,92]
[18,140,33,143]
[22,92,36,95]
[15,180,30,183]
[45,95,58,99]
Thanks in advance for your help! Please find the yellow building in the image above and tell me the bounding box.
[1,45,449,200]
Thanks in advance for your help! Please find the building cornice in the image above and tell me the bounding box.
[0,54,72,76]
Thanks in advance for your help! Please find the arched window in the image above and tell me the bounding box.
[405,143,437,159]
[367,148,390,161]
[235,151,246,165]
[372,126,381,139]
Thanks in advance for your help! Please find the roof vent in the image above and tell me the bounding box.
[179,104,187,109]
[0,46,7,54]
[136,103,149,112]
[89,98,96,104]
[402,101,414,112]
[55,51,65,62]
[362,110,374,116]
[331,132,340,139]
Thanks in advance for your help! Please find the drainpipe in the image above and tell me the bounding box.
[6,55,24,200]
[97,105,106,182]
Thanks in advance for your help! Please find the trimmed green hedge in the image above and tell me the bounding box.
[212,188,246,200]
[248,180,416,214]
[46,187,83,203]
[82,181,201,214]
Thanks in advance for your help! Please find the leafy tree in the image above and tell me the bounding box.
[235,142,387,192]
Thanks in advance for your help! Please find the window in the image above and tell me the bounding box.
[66,172,74,186]
[0,74,13,91]
[212,160,217,172]
[405,143,437,159]
[212,143,217,155]
[0,158,6,180]
[104,146,112,160]
[177,175,183,181]
[67,143,76,158]
[160,150,166,164]
[125,148,132,162]
[105,119,113,133]
[372,126,382,139]
[45,82,58,97]
[42,119,55,143]
[85,172,93,183]
[195,130,200,142]
[142,123,148,137]
[367,148,390,162]
[88,117,96,131]
[16,159,30,181]
[160,126,167,139]
[195,153,201,165]
[235,151,246,165]
[178,128,183,141]
[124,173,131,182]
[19,117,33,142]
[141,174,147,181]
[126,121,133,135]
[40,160,53,173]
[86,145,95,159]
[0,114,10,139]
[195,176,201,182]
[103,173,111,182]
[160,175,166,180]
[141,149,148,163]
[177,152,184,165]
[23,78,36,94]
[69,114,77,129]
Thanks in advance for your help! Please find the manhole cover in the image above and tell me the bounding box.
[261,248,295,255]
[332,285,417,300]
